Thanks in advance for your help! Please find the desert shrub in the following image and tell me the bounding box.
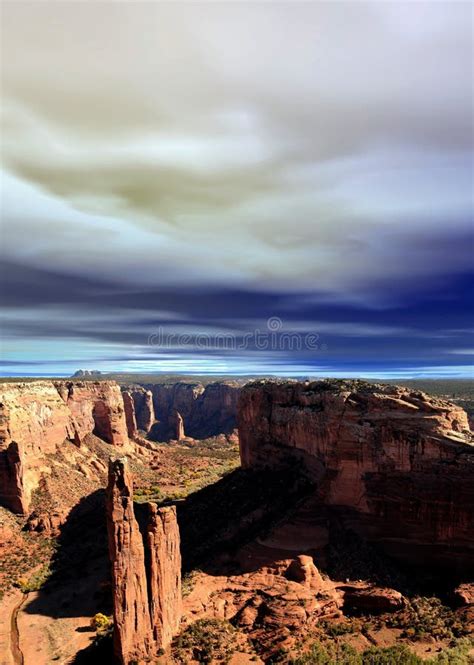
[173,618,236,663]
[133,485,163,503]
[291,639,474,665]
[181,569,202,597]
[291,642,362,664]
[17,564,51,593]
[428,638,474,664]
[387,597,469,641]
[320,619,356,637]
[90,612,112,632]
[362,644,422,664]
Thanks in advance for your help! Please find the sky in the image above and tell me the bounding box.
[0,1,473,378]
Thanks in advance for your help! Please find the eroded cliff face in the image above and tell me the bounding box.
[238,380,474,569]
[127,387,155,433]
[56,381,129,447]
[0,381,131,513]
[147,381,240,440]
[122,391,138,438]
[107,458,181,665]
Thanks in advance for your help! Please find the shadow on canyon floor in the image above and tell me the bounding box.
[177,464,315,573]
[23,489,111,620]
[24,464,459,610]
[22,465,314,621]
[22,462,463,664]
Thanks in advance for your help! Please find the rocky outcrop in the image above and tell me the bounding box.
[56,381,129,447]
[238,380,473,570]
[107,458,181,664]
[0,381,131,513]
[122,391,138,438]
[341,585,404,613]
[453,583,474,606]
[285,555,324,589]
[171,410,185,441]
[127,387,155,433]
[145,381,240,440]
[0,441,25,513]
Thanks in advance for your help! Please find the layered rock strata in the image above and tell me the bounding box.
[0,381,130,513]
[146,381,240,440]
[127,387,155,433]
[122,391,138,438]
[107,458,182,664]
[171,410,185,441]
[56,381,129,446]
[238,380,473,570]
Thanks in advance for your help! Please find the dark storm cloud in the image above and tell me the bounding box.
[0,2,472,376]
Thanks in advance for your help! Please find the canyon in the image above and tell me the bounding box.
[0,377,473,664]
[238,379,474,571]
[135,380,241,440]
[0,379,240,518]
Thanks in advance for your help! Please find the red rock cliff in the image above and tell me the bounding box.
[0,381,131,513]
[56,381,129,447]
[107,458,181,664]
[238,380,474,570]
[146,381,240,440]
[122,391,138,438]
[127,387,155,433]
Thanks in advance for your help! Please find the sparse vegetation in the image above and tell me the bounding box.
[90,612,112,632]
[319,619,356,637]
[290,639,474,665]
[291,641,362,664]
[16,563,52,593]
[386,596,470,641]
[173,618,237,663]
[182,569,202,597]
[133,485,163,503]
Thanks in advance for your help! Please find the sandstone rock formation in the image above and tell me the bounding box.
[57,381,129,447]
[127,387,155,433]
[171,410,185,441]
[453,583,474,606]
[238,380,473,570]
[122,391,138,438]
[341,585,404,613]
[0,381,131,513]
[107,457,181,664]
[285,555,324,589]
[145,381,240,440]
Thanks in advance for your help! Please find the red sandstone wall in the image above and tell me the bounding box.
[107,458,181,664]
[0,381,131,513]
[238,380,474,569]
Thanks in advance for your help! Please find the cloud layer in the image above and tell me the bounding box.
[1,1,473,375]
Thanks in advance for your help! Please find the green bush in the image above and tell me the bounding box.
[173,618,236,664]
[320,619,356,637]
[17,565,51,593]
[90,613,112,632]
[362,645,422,664]
[428,638,474,664]
[291,639,474,665]
[387,597,468,642]
[291,642,361,664]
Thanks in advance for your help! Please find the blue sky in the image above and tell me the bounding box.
[1,2,473,378]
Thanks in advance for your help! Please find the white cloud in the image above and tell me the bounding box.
[1,1,472,297]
